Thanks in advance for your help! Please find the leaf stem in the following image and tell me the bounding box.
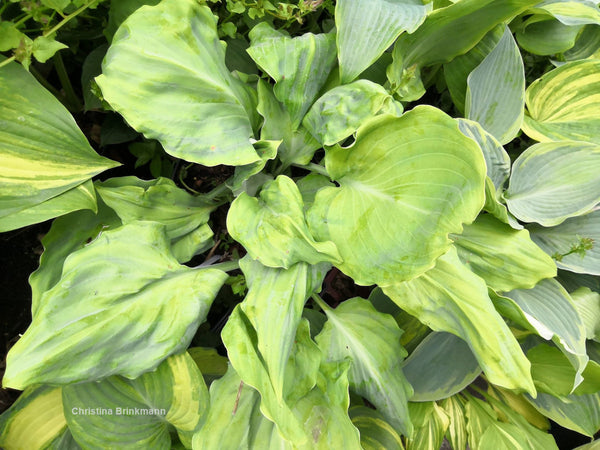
[53,52,82,111]
[209,260,240,272]
[292,163,329,177]
[311,293,330,311]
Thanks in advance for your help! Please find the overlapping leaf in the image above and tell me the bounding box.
[335,0,430,83]
[383,247,536,395]
[315,297,414,436]
[516,16,582,55]
[522,60,600,143]
[307,106,486,286]
[96,0,260,166]
[504,141,600,226]
[63,352,208,449]
[405,402,449,450]
[0,61,118,230]
[349,407,404,450]
[3,222,227,389]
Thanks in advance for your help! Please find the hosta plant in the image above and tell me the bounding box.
[2,0,600,448]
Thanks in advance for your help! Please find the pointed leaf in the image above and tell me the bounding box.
[406,402,449,450]
[503,279,588,389]
[527,392,600,437]
[522,60,600,144]
[530,210,600,276]
[3,222,227,389]
[307,106,486,286]
[383,247,536,395]
[335,0,429,83]
[349,407,405,450]
[0,61,118,229]
[303,80,403,146]
[247,24,336,129]
[96,0,260,166]
[440,396,468,450]
[0,386,67,450]
[451,213,556,291]
[315,297,414,436]
[403,332,480,402]
[63,352,208,449]
[466,26,525,144]
[228,176,341,269]
[505,141,600,226]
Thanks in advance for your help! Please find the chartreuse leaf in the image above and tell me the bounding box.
[307,106,486,287]
[228,176,341,269]
[0,61,118,230]
[527,391,600,437]
[574,440,600,450]
[256,80,320,169]
[192,366,290,449]
[440,396,468,450]
[303,80,403,146]
[387,0,540,100]
[349,407,404,450]
[522,60,600,143]
[502,279,588,389]
[570,287,600,341]
[221,258,327,443]
[516,16,582,55]
[187,347,228,386]
[335,0,430,84]
[104,0,161,41]
[530,210,600,276]
[28,205,120,317]
[62,352,207,449]
[493,387,550,431]
[405,402,449,450]
[450,214,556,291]
[0,386,67,450]
[466,26,525,145]
[95,176,215,262]
[96,0,260,166]
[532,0,600,26]
[383,247,536,395]
[247,23,336,129]
[444,26,504,114]
[3,222,227,390]
[0,180,97,233]
[315,297,413,436]
[403,332,480,402]
[228,140,280,196]
[504,142,600,226]
[527,343,600,396]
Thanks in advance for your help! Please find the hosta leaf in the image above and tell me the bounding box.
[563,24,600,60]
[493,387,550,430]
[307,106,486,287]
[349,407,404,450]
[96,0,260,166]
[403,332,480,402]
[530,210,600,276]
[315,297,414,436]
[228,140,280,196]
[247,23,336,129]
[104,0,161,41]
[504,141,600,226]
[383,247,536,395]
[522,60,600,143]
[0,61,118,229]
[528,343,600,396]
[187,347,229,386]
[95,176,215,262]
[405,402,449,450]
[388,0,540,100]
[503,279,588,389]
[516,16,582,55]
[571,287,600,341]
[63,352,208,449]
[192,366,290,449]
[440,396,468,450]
[0,180,97,233]
[335,0,430,84]
[0,386,67,450]
[256,79,320,168]
[532,0,600,26]
[527,392,600,437]
[303,80,403,146]
[444,25,504,114]
[227,176,341,269]
[451,213,556,291]
[465,26,525,145]
[3,222,227,389]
